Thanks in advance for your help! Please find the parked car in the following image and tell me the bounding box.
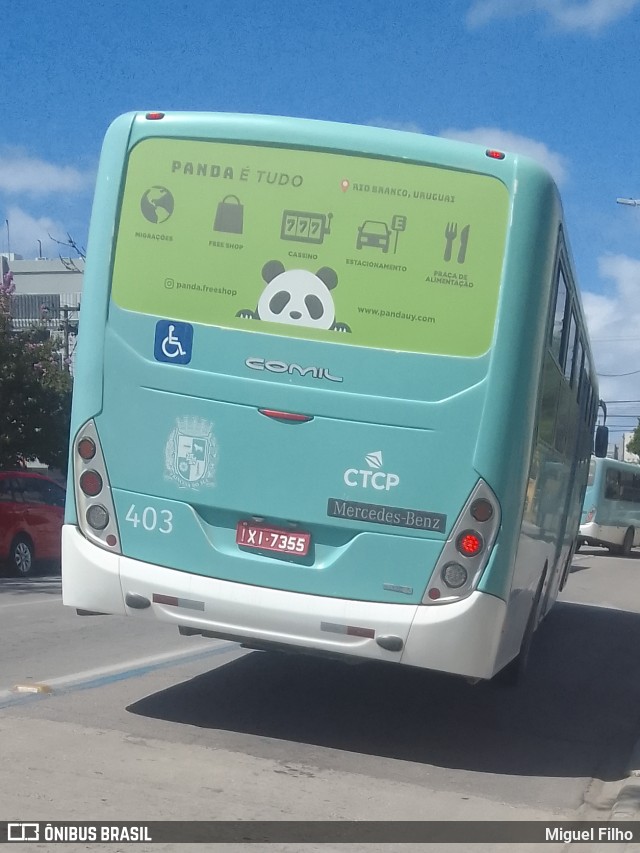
[0,471,65,577]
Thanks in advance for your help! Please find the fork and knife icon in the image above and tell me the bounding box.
[444,222,470,263]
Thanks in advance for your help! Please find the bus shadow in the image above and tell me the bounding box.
[127,601,640,782]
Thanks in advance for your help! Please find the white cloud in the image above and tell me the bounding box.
[439,127,568,185]
[3,206,68,259]
[583,254,640,442]
[0,148,94,196]
[466,0,640,33]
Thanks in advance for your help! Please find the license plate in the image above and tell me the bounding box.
[236,522,311,556]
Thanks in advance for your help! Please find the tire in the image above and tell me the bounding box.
[621,527,635,557]
[9,536,35,577]
[609,527,635,557]
[493,571,545,687]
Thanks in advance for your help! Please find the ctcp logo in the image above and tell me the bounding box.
[343,451,400,491]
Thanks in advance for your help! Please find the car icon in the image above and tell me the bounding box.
[356,220,391,253]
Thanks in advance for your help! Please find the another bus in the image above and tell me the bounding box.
[62,111,603,683]
[578,456,640,555]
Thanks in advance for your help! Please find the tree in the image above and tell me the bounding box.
[626,420,640,459]
[0,281,73,471]
[48,231,86,271]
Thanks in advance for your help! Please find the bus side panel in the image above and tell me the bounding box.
[65,113,137,526]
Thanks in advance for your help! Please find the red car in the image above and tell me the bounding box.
[0,471,65,577]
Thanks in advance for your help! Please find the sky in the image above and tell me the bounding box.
[3,0,640,446]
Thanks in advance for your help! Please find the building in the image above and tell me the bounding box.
[2,254,83,371]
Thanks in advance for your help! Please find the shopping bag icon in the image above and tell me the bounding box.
[214,195,244,234]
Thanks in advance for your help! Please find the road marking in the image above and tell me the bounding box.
[0,641,241,708]
[0,597,63,609]
[12,683,53,694]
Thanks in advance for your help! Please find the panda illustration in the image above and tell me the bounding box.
[236,261,351,332]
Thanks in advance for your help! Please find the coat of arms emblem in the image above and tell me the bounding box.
[165,417,217,489]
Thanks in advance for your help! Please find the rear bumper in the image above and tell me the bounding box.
[62,524,506,679]
[579,522,619,547]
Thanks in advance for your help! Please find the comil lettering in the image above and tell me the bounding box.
[245,357,342,383]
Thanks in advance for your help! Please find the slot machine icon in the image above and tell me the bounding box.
[280,210,333,245]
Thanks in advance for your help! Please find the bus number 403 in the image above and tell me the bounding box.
[125,504,173,534]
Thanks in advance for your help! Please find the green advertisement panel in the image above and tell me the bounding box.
[111,138,510,356]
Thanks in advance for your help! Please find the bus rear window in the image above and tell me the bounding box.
[111,138,509,357]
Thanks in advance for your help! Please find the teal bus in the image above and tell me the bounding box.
[578,456,640,555]
[62,111,603,683]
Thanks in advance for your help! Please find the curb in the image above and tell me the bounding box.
[609,737,640,822]
[610,782,640,821]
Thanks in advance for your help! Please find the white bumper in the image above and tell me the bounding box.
[62,524,506,679]
[579,522,617,546]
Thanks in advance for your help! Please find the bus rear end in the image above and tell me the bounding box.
[63,112,543,679]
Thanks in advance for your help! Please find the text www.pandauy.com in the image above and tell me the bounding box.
[357,306,436,324]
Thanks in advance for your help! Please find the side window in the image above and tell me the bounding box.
[576,340,585,402]
[20,480,44,504]
[563,309,577,383]
[550,265,567,364]
[10,478,25,502]
[40,482,65,508]
[0,478,13,501]
[605,469,620,500]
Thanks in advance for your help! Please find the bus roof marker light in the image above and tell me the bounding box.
[486,149,506,160]
[145,112,165,120]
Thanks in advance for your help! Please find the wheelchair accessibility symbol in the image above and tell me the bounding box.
[154,320,193,365]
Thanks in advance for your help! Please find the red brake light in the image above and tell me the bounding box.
[471,499,494,522]
[486,149,505,160]
[258,409,313,422]
[77,437,96,460]
[79,470,103,497]
[456,530,484,557]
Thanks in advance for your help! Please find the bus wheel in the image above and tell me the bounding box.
[621,527,635,557]
[493,572,545,687]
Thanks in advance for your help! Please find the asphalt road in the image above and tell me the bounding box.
[1,549,640,852]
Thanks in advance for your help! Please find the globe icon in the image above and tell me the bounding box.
[140,186,174,224]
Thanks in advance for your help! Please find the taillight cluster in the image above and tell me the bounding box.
[74,420,121,552]
[424,480,500,605]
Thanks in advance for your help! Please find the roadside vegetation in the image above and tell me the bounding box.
[0,274,72,472]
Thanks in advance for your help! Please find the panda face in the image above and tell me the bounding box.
[257,269,336,330]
